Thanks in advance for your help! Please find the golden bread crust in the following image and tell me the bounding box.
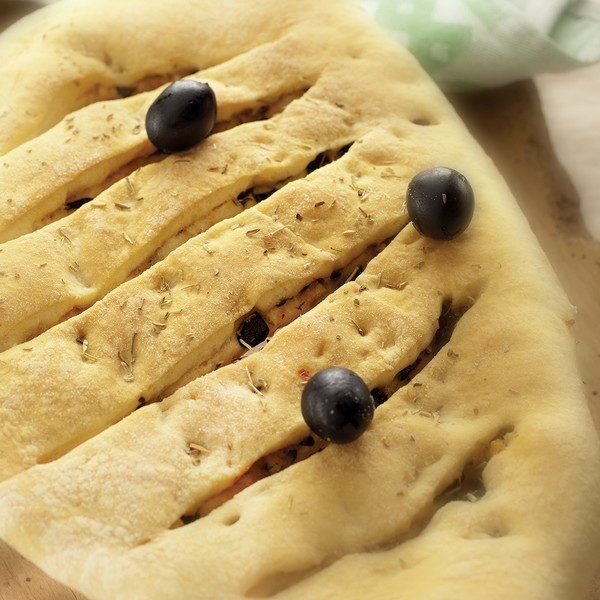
[0,1,598,599]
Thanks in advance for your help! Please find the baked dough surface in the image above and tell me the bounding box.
[0,1,598,599]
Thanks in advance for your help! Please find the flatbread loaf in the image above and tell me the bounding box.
[0,0,599,599]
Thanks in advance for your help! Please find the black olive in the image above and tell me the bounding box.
[180,513,199,525]
[306,152,328,173]
[299,435,315,446]
[406,167,474,240]
[370,387,388,407]
[116,86,135,98]
[237,313,269,348]
[145,80,216,153]
[301,367,374,444]
[65,197,93,211]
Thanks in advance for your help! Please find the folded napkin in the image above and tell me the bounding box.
[359,0,600,89]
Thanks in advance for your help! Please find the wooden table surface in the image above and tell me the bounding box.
[451,82,600,600]
[0,4,599,600]
[537,64,600,242]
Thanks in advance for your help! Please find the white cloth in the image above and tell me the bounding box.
[359,0,600,89]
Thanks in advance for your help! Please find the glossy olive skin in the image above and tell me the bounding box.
[145,80,216,153]
[301,367,374,444]
[406,167,474,240]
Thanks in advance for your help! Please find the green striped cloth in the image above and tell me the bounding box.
[359,0,600,89]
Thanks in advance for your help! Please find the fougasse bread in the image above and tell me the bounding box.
[0,0,599,599]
